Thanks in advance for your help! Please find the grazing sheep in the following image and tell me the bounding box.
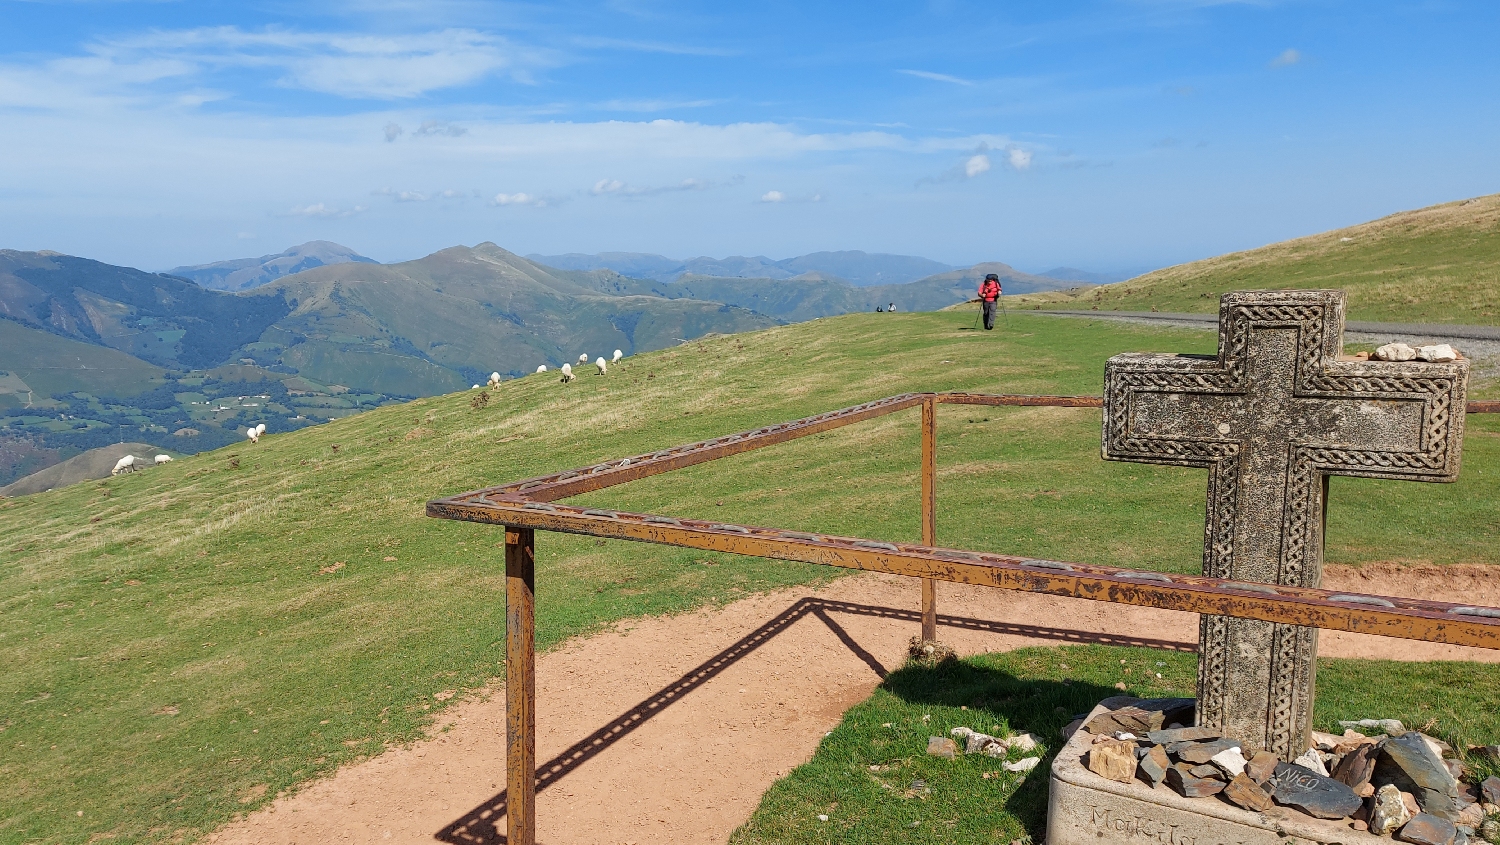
[536,365,547,373]
[487,371,502,388]
[472,384,482,389]
[111,454,138,475]
[577,353,589,364]
[595,357,607,375]
[256,423,267,436]
[154,454,173,465]
[560,363,574,383]
[612,349,623,363]
[246,426,259,443]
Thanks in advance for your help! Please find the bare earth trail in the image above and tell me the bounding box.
[207,565,1500,845]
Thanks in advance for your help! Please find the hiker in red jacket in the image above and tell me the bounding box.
[978,273,1002,330]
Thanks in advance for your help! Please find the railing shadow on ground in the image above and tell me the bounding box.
[434,597,1195,844]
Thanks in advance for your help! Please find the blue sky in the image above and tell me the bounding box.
[1,1,1496,275]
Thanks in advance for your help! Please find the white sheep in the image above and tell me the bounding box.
[595,356,607,375]
[577,353,589,364]
[560,363,574,383]
[256,423,267,436]
[154,454,173,465]
[612,349,623,363]
[111,454,137,475]
[536,364,547,373]
[472,384,481,389]
[487,371,502,388]
[246,426,259,443]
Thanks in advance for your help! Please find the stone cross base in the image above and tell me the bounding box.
[1047,700,1386,845]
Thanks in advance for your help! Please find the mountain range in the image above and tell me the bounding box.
[170,241,378,292]
[0,239,1083,487]
[527,249,960,286]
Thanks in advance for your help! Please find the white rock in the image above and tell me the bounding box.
[1008,732,1042,753]
[981,741,1007,758]
[1211,746,1248,777]
[1373,342,1417,362]
[1114,732,1137,741]
[1293,747,1329,776]
[1004,756,1041,773]
[817,814,829,822]
[1416,343,1459,363]
[951,727,974,740]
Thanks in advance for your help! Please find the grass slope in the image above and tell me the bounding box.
[731,645,1500,844]
[1015,193,1500,323]
[0,319,165,406]
[2,311,1498,843]
[0,443,177,497]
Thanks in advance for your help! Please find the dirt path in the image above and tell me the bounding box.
[206,565,1500,845]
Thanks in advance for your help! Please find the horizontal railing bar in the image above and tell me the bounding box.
[428,391,1500,651]
[425,499,1500,650]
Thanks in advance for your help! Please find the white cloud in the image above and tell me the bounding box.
[414,119,467,137]
[760,190,785,203]
[898,69,975,87]
[1006,146,1033,170]
[493,192,547,207]
[592,177,713,197]
[965,154,991,177]
[1269,48,1301,68]
[283,202,367,218]
[383,121,403,141]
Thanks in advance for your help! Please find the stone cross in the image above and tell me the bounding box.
[1101,290,1468,760]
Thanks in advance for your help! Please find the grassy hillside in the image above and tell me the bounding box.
[0,319,165,407]
[1014,192,1500,323]
[250,243,780,392]
[0,443,178,497]
[2,311,1498,843]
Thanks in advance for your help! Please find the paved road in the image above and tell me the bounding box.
[1035,310,1500,341]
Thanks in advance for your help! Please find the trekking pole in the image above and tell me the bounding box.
[972,299,981,330]
[1000,293,1009,325]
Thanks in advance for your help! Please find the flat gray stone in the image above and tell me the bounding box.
[1172,738,1242,764]
[1267,761,1363,819]
[1103,290,1469,759]
[1137,744,1170,787]
[1377,731,1461,821]
[1398,813,1458,845]
[1146,725,1219,745]
[1480,776,1500,806]
[1166,765,1225,798]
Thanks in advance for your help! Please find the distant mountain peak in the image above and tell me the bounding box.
[170,241,378,292]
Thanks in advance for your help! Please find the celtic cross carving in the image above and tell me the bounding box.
[1102,289,1468,760]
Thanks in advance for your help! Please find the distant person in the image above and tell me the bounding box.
[887,302,896,312]
[978,273,1002,330]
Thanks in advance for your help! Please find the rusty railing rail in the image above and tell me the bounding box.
[427,392,1500,845]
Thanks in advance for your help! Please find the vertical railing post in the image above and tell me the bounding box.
[505,527,537,845]
[920,396,938,642]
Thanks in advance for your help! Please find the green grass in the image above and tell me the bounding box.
[0,319,166,403]
[2,310,1499,843]
[731,645,1500,845]
[1014,192,1500,324]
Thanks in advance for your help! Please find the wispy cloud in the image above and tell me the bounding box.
[569,36,738,57]
[759,190,784,203]
[1006,145,1033,170]
[281,202,367,218]
[897,69,975,86]
[965,154,992,177]
[14,26,555,104]
[591,177,714,197]
[1269,48,1301,68]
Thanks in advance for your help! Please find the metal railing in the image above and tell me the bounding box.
[427,392,1500,844]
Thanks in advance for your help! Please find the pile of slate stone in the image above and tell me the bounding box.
[1078,699,1500,845]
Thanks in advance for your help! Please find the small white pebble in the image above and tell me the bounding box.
[818,814,829,822]
[1156,672,1163,679]
[882,722,893,728]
